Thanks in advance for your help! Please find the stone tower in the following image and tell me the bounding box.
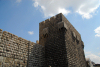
[39,13,86,67]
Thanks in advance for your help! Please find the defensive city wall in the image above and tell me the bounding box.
[39,13,86,67]
[0,29,44,67]
[0,13,86,67]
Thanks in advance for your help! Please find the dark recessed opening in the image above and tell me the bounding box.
[76,40,79,44]
[43,33,48,38]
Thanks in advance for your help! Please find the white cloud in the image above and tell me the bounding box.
[58,8,70,15]
[98,53,100,55]
[16,0,22,3]
[85,51,100,64]
[28,31,34,35]
[86,54,100,64]
[85,51,92,55]
[33,0,100,19]
[94,26,100,37]
[33,2,38,7]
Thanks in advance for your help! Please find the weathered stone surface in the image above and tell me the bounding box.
[0,13,86,67]
[0,29,44,67]
[39,13,87,67]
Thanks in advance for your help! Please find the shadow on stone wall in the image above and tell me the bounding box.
[28,43,44,67]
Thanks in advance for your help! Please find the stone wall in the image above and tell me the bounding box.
[39,13,87,67]
[28,43,44,67]
[0,29,44,67]
[0,13,87,67]
[39,13,68,67]
[62,14,86,67]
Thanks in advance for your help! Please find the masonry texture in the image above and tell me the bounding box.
[0,29,44,67]
[0,13,86,67]
[39,13,86,67]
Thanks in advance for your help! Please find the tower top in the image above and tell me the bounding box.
[39,13,83,46]
[39,13,81,38]
[39,13,62,25]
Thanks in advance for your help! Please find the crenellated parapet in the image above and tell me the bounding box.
[39,13,83,46]
[39,13,87,67]
[39,13,61,24]
[0,13,86,67]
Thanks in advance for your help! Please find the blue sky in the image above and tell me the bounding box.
[0,0,100,63]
